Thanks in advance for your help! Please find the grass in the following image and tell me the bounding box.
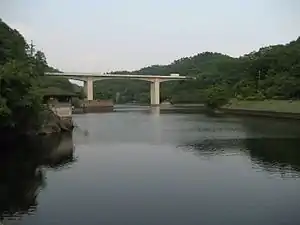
[224,100,300,113]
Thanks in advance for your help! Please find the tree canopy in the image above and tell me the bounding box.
[0,19,82,133]
[1,16,300,124]
[95,38,300,107]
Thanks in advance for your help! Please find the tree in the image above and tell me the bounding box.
[0,19,83,135]
[34,50,47,75]
[0,60,42,132]
[94,36,300,104]
[203,86,230,109]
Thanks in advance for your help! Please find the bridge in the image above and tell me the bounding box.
[45,72,191,105]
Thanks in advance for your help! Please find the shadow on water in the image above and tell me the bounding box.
[179,137,300,177]
[244,138,300,175]
[113,105,208,115]
[0,133,76,221]
[178,115,300,178]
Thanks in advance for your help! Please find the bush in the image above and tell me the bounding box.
[244,92,265,101]
[203,86,230,109]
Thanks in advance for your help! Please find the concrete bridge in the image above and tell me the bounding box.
[45,72,190,105]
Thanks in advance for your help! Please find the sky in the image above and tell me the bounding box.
[1,0,300,73]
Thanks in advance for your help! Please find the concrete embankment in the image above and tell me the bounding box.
[220,108,300,120]
[74,100,114,114]
[39,100,114,135]
[174,100,300,120]
[221,100,300,120]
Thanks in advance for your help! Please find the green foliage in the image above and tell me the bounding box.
[71,97,82,108]
[0,60,42,131]
[34,50,47,75]
[94,79,148,103]
[203,86,230,109]
[0,19,44,132]
[0,19,28,64]
[0,19,82,134]
[2,17,300,124]
[77,87,86,99]
[95,37,300,105]
[39,76,82,97]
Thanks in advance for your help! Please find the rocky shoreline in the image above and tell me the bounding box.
[37,109,74,135]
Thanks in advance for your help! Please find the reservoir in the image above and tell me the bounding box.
[1,106,300,225]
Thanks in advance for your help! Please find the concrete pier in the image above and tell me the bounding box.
[46,72,191,106]
[150,79,160,106]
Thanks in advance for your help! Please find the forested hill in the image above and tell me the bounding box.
[95,37,300,104]
[1,18,300,105]
[0,19,81,97]
[0,19,85,133]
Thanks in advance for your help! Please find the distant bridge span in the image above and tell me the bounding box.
[45,72,191,105]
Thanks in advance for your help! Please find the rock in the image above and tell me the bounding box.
[38,109,74,135]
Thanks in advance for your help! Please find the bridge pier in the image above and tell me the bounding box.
[150,79,160,106]
[83,78,94,101]
[45,72,190,105]
[86,78,94,101]
[83,81,87,98]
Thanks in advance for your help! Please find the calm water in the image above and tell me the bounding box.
[1,106,300,225]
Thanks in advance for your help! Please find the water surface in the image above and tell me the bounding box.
[1,106,300,225]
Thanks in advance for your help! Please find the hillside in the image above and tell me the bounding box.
[2,17,299,105]
[0,19,82,98]
[0,19,84,133]
[95,38,300,104]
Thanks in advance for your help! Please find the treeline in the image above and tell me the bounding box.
[0,19,81,134]
[95,37,300,107]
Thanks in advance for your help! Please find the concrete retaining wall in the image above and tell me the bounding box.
[221,108,300,120]
[49,103,72,118]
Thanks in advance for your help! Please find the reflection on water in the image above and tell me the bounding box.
[245,138,300,177]
[0,133,76,222]
[180,137,300,178]
[179,138,244,157]
[178,112,300,179]
[1,107,300,225]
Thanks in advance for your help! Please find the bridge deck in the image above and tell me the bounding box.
[45,72,190,79]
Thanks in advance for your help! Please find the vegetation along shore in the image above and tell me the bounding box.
[1,16,300,140]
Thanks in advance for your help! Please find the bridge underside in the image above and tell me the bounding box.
[82,77,161,105]
[46,74,189,106]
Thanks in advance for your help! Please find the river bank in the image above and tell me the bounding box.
[173,100,300,120]
[220,100,300,120]
[0,111,73,144]
[37,109,74,135]
[73,100,114,114]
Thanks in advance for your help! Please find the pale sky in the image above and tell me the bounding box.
[1,0,299,73]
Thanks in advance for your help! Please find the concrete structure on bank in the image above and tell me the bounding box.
[42,92,75,118]
[45,72,190,105]
[49,103,72,118]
